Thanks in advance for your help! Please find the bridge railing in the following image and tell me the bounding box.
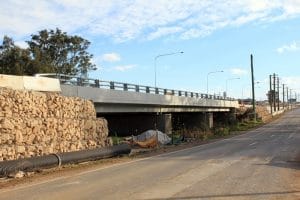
[36,74,235,101]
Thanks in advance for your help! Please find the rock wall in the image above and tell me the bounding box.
[0,87,110,161]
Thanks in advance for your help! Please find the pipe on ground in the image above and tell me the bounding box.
[0,144,131,177]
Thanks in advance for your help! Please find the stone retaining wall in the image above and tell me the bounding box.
[0,87,110,161]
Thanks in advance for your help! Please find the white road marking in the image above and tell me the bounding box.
[288,133,295,139]
[249,142,257,146]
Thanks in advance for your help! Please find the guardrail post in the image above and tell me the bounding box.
[135,85,139,92]
[77,78,83,86]
[146,87,150,93]
[164,89,167,95]
[196,93,199,98]
[185,91,188,97]
[110,82,115,89]
[124,83,128,91]
[178,91,182,96]
[95,79,100,88]
[191,92,194,98]
[172,90,175,95]
[155,88,159,94]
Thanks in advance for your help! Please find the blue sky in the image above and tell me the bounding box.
[1,0,300,100]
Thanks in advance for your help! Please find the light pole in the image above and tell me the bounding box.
[154,51,184,88]
[226,77,240,97]
[206,70,224,95]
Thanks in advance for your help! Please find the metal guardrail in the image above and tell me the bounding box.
[37,74,235,101]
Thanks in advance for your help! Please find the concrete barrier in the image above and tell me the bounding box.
[0,74,24,90]
[0,74,61,92]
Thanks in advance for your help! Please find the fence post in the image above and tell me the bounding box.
[124,83,128,91]
[110,82,115,89]
[95,79,100,88]
[155,88,159,94]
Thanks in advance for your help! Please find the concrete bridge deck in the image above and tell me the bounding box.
[61,84,239,113]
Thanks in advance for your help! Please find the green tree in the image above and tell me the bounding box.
[0,36,31,75]
[0,28,96,76]
[27,28,96,76]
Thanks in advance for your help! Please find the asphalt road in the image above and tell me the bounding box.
[1,109,300,200]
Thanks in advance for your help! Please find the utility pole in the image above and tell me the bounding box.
[282,84,285,110]
[269,75,273,114]
[250,54,256,122]
[277,76,280,111]
[273,73,276,111]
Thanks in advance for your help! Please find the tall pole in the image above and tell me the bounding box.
[269,75,273,114]
[273,73,276,111]
[277,76,280,111]
[154,51,184,88]
[250,54,256,122]
[282,84,285,110]
[287,87,289,109]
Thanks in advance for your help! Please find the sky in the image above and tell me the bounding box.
[1,0,300,100]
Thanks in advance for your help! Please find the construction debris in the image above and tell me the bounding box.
[132,130,171,148]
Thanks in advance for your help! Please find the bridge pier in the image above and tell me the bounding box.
[157,113,172,134]
[206,112,214,129]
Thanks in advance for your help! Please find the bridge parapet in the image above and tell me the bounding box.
[37,74,236,101]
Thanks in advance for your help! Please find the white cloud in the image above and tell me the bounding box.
[113,65,135,72]
[101,53,121,62]
[147,27,183,40]
[230,68,248,76]
[1,1,300,42]
[14,41,28,49]
[276,41,300,54]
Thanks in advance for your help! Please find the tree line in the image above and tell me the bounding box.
[0,28,96,76]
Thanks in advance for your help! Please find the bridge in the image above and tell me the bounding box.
[55,75,239,135]
[59,77,239,113]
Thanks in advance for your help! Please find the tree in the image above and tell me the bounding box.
[0,28,96,77]
[27,28,96,77]
[0,36,32,75]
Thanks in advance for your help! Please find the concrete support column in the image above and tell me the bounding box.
[158,113,172,134]
[229,108,237,125]
[206,112,214,129]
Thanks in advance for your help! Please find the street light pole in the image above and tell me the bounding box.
[226,77,240,97]
[206,70,224,95]
[154,51,184,88]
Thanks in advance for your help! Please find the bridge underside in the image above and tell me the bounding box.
[98,111,236,137]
